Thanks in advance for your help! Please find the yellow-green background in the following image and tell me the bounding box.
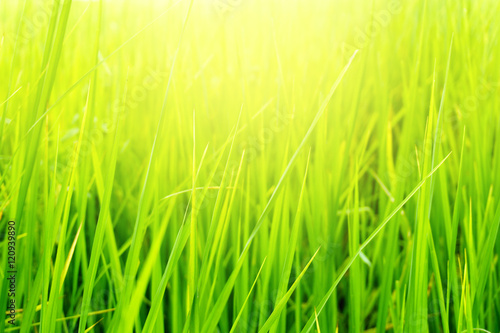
[1,0,500,332]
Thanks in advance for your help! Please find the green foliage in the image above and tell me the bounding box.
[1,0,500,332]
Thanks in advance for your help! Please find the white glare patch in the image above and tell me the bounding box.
[360,251,372,267]
[98,51,112,75]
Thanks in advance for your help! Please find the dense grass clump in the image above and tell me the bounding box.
[1,0,500,332]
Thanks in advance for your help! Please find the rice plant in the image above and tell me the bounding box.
[1,0,500,332]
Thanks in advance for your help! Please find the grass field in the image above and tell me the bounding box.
[1,0,500,332]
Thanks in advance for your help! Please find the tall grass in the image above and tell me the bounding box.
[1,0,500,332]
